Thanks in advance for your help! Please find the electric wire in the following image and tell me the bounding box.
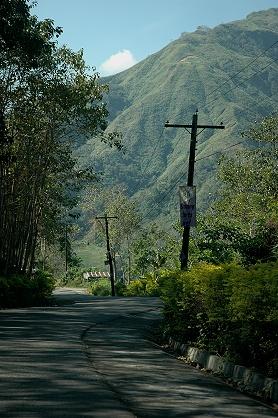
[98,38,278,227]
[130,125,190,199]
[203,38,278,103]
[140,136,252,224]
[140,171,187,223]
[205,57,278,109]
[137,40,278,188]
[209,66,278,126]
[140,126,165,178]
[195,141,245,162]
[172,40,278,122]
[239,65,278,125]
[137,52,278,222]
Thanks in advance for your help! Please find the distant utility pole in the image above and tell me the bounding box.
[165,110,225,270]
[65,225,68,275]
[96,214,118,296]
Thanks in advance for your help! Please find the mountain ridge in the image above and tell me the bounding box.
[77,8,278,225]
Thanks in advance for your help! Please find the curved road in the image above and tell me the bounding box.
[0,288,276,417]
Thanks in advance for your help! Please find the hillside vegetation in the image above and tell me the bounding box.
[77,8,278,224]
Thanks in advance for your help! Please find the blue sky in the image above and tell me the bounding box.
[33,0,278,76]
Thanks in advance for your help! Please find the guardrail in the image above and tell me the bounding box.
[83,271,111,281]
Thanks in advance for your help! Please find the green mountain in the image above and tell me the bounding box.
[77,8,278,225]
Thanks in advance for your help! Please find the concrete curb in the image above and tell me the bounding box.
[166,336,278,404]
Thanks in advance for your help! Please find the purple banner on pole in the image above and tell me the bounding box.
[179,186,196,227]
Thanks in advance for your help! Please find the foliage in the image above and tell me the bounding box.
[88,273,160,297]
[101,186,142,247]
[122,261,278,376]
[82,184,141,251]
[210,115,278,264]
[191,215,278,266]
[77,9,278,223]
[228,262,278,321]
[162,262,278,376]
[123,273,160,297]
[80,187,180,281]
[216,151,277,236]
[191,217,243,265]
[90,278,111,296]
[0,0,116,278]
[78,185,142,282]
[56,267,89,288]
[0,270,55,308]
[189,114,278,266]
[159,261,278,322]
[0,0,62,63]
[130,223,180,276]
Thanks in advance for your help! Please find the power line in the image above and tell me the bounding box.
[205,56,278,109]
[204,38,278,104]
[140,127,165,178]
[195,141,245,162]
[212,72,278,126]
[156,42,278,176]
[136,41,278,235]
[140,128,187,184]
[135,40,278,194]
[141,138,248,223]
[138,57,278,225]
[171,40,278,125]
[140,172,186,222]
[139,104,199,179]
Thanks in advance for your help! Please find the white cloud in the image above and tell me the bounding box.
[99,49,137,76]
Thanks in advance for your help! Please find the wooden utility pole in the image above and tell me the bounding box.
[96,214,118,296]
[165,110,225,270]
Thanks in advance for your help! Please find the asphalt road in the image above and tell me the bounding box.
[0,288,277,418]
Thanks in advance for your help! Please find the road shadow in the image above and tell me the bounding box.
[0,293,276,417]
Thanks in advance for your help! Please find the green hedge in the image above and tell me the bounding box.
[0,271,55,308]
[123,261,278,377]
[122,274,160,297]
[159,262,278,322]
[90,278,111,296]
[90,279,131,296]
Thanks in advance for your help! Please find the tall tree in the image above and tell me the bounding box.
[193,114,278,264]
[0,0,118,275]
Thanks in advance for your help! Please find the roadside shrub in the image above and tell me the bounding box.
[123,273,159,297]
[114,281,125,296]
[228,261,278,321]
[158,268,205,343]
[57,267,90,288]
[183,263,232,320]
[107,260,278,375]
[159,261,278,377]
[160,261,278,322]
[31,270,55,300]
[90,279,111,296]
[123,279,146,296]
[0,271,55,308]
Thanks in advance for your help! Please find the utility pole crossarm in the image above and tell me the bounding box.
[197,124,225,129]
[165,123,193,128]
[165,123,225,130]
[96,216,118,219]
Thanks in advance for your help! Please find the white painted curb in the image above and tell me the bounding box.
[166,336,278,404]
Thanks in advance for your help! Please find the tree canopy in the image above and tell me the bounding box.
[0,0,115,275]
[192,114,278,265]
